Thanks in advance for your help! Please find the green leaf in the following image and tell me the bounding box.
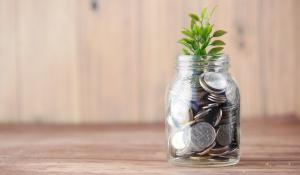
[182,38,194,44]
[196,48,206,56]
[181,29,193,38]
[179,7,226,58]
[208,47,224,55]
[207,25,213,35]
[210,40,225,46]
[192,25,202,35]
[190,19,196,28]
[178,39,194,51]
[189,13,199,21]
[201,41,210,50]
[202,25,213,39]
[209,6,217,18]
[201,7,208,19]
[213,30,227,37]
[182,48,191,55]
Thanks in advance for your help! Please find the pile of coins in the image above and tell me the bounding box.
[168,72,240,161]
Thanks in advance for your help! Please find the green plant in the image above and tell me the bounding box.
[179,7,227,59]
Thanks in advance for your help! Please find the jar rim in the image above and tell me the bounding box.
[176,54,230,70]
[177,54,230,64]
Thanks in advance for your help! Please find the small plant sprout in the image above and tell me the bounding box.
[179,7,227,60]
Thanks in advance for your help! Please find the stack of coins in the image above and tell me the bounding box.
[168,71,240,160]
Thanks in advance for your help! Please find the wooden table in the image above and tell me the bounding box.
[0,117,299,175]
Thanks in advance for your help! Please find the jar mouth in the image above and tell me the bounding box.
[177,54,229,63]
[177,54,230,70]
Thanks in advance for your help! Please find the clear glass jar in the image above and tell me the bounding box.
[166,55,240,167]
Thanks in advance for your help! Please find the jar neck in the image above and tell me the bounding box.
[176,55,230,74]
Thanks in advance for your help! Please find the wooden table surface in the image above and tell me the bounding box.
[0,117,299,175]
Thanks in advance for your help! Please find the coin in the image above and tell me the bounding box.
[210,93,227,99]
[199,76,218,94]
[202,103,219,109]
[189,122,216,152]
[167,115,179,128]
[171,100,192,125]
[174,127,193,156]
[225,81,238,104]
[210,147,238,157]
[208,96,227,103]
[208,94,227,103]
[189,155,212,160]
[199,72,227,94]
[210,145,230,154]
[209,150,230,156]
[214,109,223,127]
[216,124,233,146]
[203,72,227,90]
[196,142,216,156]
[171,131,187,150]
[194,108,211,121]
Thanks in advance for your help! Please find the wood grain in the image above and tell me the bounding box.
[295,0,300,117]
[78,0,140,123]
[0,0,18,122]
[0,117,299,174]
[16,0,80,123]
[227,0,264,117]
[259,0,298,117]
[138,0,184,122]
[0,0,299,123]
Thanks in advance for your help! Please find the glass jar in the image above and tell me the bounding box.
[166,55,240,167]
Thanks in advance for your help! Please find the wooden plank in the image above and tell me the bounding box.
[0,0,298,123]
[139,0,184,122]
[295,0,300,118]
[0,0,18,122]
[259,0,297,117]
[0,117,299,174]
[16,0,80,123]
[78,0,139,123]
[225,0,263,118]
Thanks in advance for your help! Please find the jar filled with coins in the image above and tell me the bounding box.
[166,55,240,166]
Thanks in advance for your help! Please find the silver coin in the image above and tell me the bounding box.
[171,131,187,150]
[210,145,230,154]
[225,148,239,156]
[210,147,238,157]
[202,103,219,109]
[170,100,192,125]
[216,124,233,146]
[189,155,212,160]
[199,75,221,94]
[208,96,227,103]
[194,108,211,120]
[209,150,230,157]
[203,72,227,92]
[225,79,239,104]
[219,116,237,125]
[175,127,193,156]
[210,93,227,98]
[214,109,223,127]
[189,122,216,152]
[208,94,227,101]
[167,115,179,128]
[196,142,216,156]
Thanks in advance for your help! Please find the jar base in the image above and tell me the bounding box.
[168,156,240,167]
